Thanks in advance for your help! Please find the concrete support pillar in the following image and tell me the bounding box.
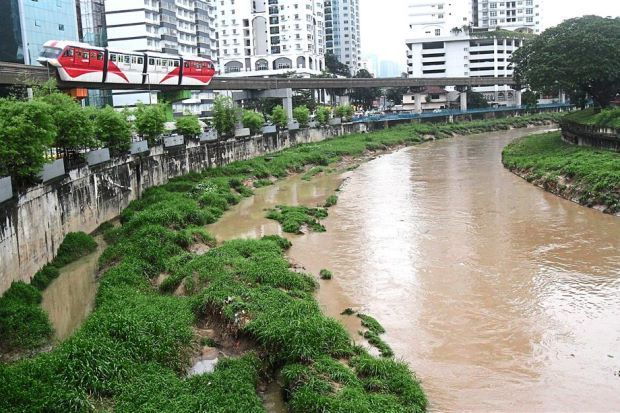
[515,89,522,107]
[339,95,350,105]
[559,90,566,104]
[414,93,422,113]
[282,88,293,121]
[460,92,467,112]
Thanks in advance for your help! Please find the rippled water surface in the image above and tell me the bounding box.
[208,127,620,412]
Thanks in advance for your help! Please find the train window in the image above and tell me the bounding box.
[162,60,168,67]
[131,56,137,64]
[184,62,189,68]
[149,58,154,65]
[97,52,103,60]
[196,63,201,70]
[156,59,161,66]
[63,49,73,57]
[111,54,116,62]
[138,57,143,64]
[83,52,89,59]
[173,61,179,67]
[124,55,130,63]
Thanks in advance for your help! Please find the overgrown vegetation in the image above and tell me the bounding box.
[563,108,620,129]
[319,269,333,280]
[324,194,338,207]
[0,232,98,354]
[356,313,394,358]
[0,112,562,411]
[267,205,328,233]
[502,131,620,213]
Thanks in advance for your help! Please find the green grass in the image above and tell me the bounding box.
[0,113,561,411]
[253,178,273,188]
[357,314,394,358]
[319,269,333,280]
[324,194,338,207]
[302,166,324,181]
[503,131,620,212]
[564,108,620,129]
[266,205,328,233]
[53,232,98,267]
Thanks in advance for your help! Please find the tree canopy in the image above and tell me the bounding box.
[325,52,351,77]
[95,106,132,155]
[175,115,202,138]
[242,110,265,135]
[271,105,288,129]
[212,96,238,138]
[512,16,620,108]
[467,91,489,109]
[349,69,381,109]
[134,103,166,145]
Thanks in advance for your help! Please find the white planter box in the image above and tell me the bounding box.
[87,148,111,166]
[164,135,185,148]
[235,128,251,138]
[39,158,65,182]
[262,125,277,134]
[328,117,342,126]
[130,140,149,155]
[200,130,218,142]
[308,121,318,128]
[0,176,12,203]
[287,121,300,130]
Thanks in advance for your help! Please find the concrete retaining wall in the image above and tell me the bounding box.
[561,121,620,152]
[0,124,364,294]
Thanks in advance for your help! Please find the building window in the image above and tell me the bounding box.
[58,24,65,31]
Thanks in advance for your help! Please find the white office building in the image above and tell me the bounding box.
[405,0,541,107]
[324,0,361,74]
[217,0,325,77]
[104,0,218,116]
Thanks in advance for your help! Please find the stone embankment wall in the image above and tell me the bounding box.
[0,124,364,294]
[561,121,620,152]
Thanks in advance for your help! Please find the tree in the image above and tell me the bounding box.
[293,105,310,127]
[293,89,317,112]
[349,69,381,109]
[271,105,288,129]
[134,103,166,145]
[0,99,55,184]
[325,52,351,77]
[242,110,265,135]
[522,90,539,109]
[467,91,489,109]
[212,96,238,138]
[315,106,331,126]
[512,16,620,108]
[385,87,408,105]
[95,106,131,155]
[175,115,202,138]
[40,92,96,151]
[334,104,354,121]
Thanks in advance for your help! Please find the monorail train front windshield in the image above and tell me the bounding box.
[39,47,62,59]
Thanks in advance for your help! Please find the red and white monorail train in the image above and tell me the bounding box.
[37,40,216,86]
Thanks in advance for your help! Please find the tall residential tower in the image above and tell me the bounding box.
[324,0,362,74]
[217,0,325,76]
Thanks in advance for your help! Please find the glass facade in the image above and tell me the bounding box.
[20,0,79,65]
[0,0,24,63]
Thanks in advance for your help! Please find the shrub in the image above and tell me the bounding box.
[134,103,166,145]
[175,115,202,138]
[95,106,132,155]
[54,232,98,267]
[41,93,97,150]
[2,282,42,305]
[213,96,238,138]
[334,104,354,121]
[293,105,310,128]
[242,110,265,135]
[271,105,288,129]
[315,106,331,126]
[0,99,56,182]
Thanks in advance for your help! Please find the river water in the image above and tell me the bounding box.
[207,127,620,412]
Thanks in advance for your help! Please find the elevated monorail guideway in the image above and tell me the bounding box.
[0,61,516,91]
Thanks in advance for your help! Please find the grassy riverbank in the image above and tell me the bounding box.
[563,108,620,129]
[0,113,561,412]
[502,131,620,214]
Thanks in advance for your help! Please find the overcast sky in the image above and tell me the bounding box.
[360,0,620,67]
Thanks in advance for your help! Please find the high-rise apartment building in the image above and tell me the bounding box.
[103,0,218,116]
[407,0,472,39]
[324,0,361,74]
[217,0,325,76]
[0,0,79,66]
[473,0,541,33]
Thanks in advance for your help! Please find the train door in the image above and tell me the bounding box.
[73,48,91,79]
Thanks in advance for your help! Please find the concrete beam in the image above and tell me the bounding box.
[414,93,422,114]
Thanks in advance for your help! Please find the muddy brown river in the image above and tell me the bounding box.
[207,127,620,412]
